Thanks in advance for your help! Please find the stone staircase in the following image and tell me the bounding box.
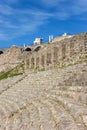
[0,62,87,130]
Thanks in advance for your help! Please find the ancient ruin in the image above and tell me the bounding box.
[0,32,87,130]
[24,33,87,72]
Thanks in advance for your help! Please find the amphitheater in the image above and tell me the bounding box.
[0,33,87,130]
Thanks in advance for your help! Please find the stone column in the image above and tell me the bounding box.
[65,42,70,58]
[47,52,52,66]
[36,56,40,70]
[69,42,75,57]
[53,45,59,66]
[33,55,36,71]
[24,55,30,73]
[41,55,45,68]
[31,57,34,69]
[61,43,66,60]
[44,51,47,70]
[51,45,55,67]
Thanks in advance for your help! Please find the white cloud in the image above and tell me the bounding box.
[39,0,87,20]
[72,0,87,14]
[52,0,87,19]
[41,0,60,7]
[2,0,19,4]
[0,5,52,41]
[0,4,13,15]
[41,0,67,7]
[0,0,87,41]
[6,0,18,3]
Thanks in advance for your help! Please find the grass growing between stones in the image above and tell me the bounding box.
[0,64,24,80]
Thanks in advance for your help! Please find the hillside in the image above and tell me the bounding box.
[0,32,87,130]
[0,46,23,74]
[0,61,87,130]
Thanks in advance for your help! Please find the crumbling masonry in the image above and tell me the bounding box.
[24,33,87,73]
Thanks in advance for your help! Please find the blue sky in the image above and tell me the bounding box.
[0,0,87,49]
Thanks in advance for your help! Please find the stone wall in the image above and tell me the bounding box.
[24,33,87,72]
[0,46,23,73]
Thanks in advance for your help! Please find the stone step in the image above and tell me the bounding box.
[48,89,87,105]
[33,100,57,130]
[42,99,85,130]
[50,95,87,126]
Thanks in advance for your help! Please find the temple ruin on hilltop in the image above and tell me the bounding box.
[34,38,43,45]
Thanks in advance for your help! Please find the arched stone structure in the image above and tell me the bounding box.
[0,51,3,55]
[24,33,87,73]
[34,46,41,52]
[24,47,32,51]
